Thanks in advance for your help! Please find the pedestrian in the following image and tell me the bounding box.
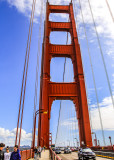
[10,145,21,160]
[0,143,5,160]
[34,147,38,160]
[4,146,11,160]
[43,146,45,152]
[38,146,41,158]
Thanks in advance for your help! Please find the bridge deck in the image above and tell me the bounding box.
[58,152,112,160]
[29,150,50,160]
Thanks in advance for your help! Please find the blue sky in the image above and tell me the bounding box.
[0,0,114,147]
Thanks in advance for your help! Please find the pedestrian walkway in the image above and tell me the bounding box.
[29,150,50,160]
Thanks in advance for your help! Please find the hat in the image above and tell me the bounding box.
[0,143,5,147]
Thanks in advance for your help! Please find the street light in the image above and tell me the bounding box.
[36,109,48,115]
[32,109,48,150]
[67,140,70,147]
[98,140,100,147]
[63,142,65,147]
[109,136,113,149]
[74,138,79,148]
[92,132,97,146]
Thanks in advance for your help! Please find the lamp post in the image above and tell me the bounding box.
[32,109,48,150]
[109,136,113,149]
[74,142,75,147]
[67,140,70,147]
[92,132,97,146]
[98,140,100,147]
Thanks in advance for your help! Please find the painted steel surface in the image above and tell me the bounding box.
[20,149,32,160]
[37,2,92,148]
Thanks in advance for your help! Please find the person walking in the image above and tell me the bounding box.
[34,147,38,160]
[4,146,11,160]
[0,143,5,160]
[38,146,41,158]
[43,146,45,152]
[10,145,21,160]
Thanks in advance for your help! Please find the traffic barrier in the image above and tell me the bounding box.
[91,146,114,151]
[20,149,33,160]
[94,151,114,159]
[49,148,62,160]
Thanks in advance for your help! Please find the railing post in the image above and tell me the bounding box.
[26,150,27,159]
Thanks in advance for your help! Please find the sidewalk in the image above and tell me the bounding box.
[30,150,50,160]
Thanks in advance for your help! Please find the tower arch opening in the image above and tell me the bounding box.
[50,100,79,147]
[50,57,74,82]
[49,13,69,22]
[50,31,71,45]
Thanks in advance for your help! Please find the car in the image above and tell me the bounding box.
[55,148,61,154]
[64,148,72,154]
[52,147,56,151]
[78,148,96,160]
[60,147,65,151]
[70,147,74,151]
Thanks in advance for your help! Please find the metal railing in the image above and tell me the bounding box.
[20,149,33,160]
[49,148,62,160]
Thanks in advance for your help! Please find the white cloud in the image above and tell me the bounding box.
[3,0,114,44]
[90,96,114,131]
[60,117,78,131]
[76,0,114,38]
[59,96,114,132]
[0,128,32,146]
[4,0,45,22]
[73,0,114,64]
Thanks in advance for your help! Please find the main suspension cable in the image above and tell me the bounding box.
[105,0,114,22]
[87,0,114,110]
[18,0,36,147]
[75,0,106,146]
[15,0,36,146]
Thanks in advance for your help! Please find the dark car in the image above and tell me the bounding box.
[52,147,56,151]
[55,148,61,154]
[64,148,72,154]
[78,148,96,160]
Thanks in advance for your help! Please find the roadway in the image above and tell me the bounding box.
[58,152,111,160]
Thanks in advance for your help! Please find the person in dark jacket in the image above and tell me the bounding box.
[10,145,21,160]
[34,147,38,160]
[0,143,5,160]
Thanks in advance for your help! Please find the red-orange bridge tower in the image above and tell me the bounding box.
[37,2,92,148]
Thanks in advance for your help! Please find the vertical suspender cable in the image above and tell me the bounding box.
[105,0,114,22]
[55,29,69,146]
[55,100,62,146]
[18,0,36,147]
[71,105,75,147]
[74,0,106,146]
[32,0,44,148]
[74,106,78,147]
[87,0,114,110]
[69,103,71,147]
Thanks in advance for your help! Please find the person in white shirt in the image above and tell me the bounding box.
[38,146,42,158]
[4,147,11,160]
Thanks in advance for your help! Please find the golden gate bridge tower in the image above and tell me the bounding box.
[36,1,92,148]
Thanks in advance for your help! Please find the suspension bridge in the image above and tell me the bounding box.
[0,0,114,159]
